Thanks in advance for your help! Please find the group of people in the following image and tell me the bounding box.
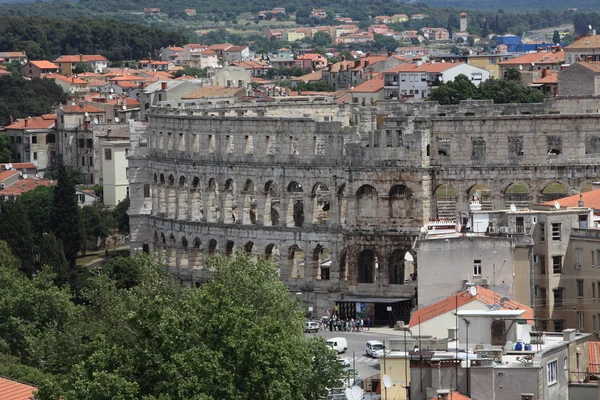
[319,315,370,332]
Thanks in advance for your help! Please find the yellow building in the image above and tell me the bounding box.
[379,353,409,400]
[466,54,513,79]
[283,30,307,42]
[391,14,409,23]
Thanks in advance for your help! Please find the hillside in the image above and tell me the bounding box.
[423,0,598,11]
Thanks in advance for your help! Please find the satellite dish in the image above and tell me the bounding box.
[589,25,593,30]
[531,62,535,67]
[84,111,89,117]
[519,65,523,70]
[93,118,99,124]
[114,117,120,123]
[345,388,353,400]
[554,201,560,210]
[122,104,127,110]
[469,286,477,297]
[441,59,446,63]
[110,88,115,93]
[351,386,363,400]
[383,375,393,389]
[404,252,414,262]
[420,226,427,234]
[521,330,531,345]
[510,204,517,213]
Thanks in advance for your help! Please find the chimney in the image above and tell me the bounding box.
[354,60,361,68]
[578,193,584,207]
[9,116,13,125]
[79,54,83,62]
[161,81,167,90]
[537,47,542,53]
[436,389,450,400]
[388,51,392,57]
[542,69,548,78]
[24,118,29,128]
[341,55,346,61]
[563,328,576,342]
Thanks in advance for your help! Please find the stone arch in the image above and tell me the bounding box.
[242,179,257,225]
[167,234,176,266]
[178,175,188,220]
[541,182,567,202]
[168,174,175,186]
[433,184,457,219]
[160,232,166,244]
[265,243,281,265]
[286,181,304,227]
[264,181,280,227]
[356,184,378,221]
[388,250,406,285]
[223,178,237,223]
[357,249,377,284]
[153,173,158,183]
[288,244,304,279]
[467,183,492,210]
[389,184,413,219]
[166,175,176,219]
[179,236,189,269]
[311,182,331,224]
[244,241,254,254]
[504,183,530,208]
[207,178,219,222]
[225,240,235,257]
[208,239,217,256]
[190,176,203,221]
[190,237,202,268]
[312,244,331,280]
[160,173,165,184]
[337,184,347,225]
[158,174,166,215]
[153,231,159,243]
[181,236,188,248]
[339,248,348,281]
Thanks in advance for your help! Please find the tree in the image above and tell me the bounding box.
[0,134,13,163]
[0,201,35,275]
[79,203,110,255]
[312,31,332,47]
[467,36,475,46]
[50,164,81,271]
[552,30,561,44]
[428,74,478,105]
[38,233,69,285]
[44,165,81,184]
[114,197,130,235]
[19,185,54,239]
[504,67,522,81]
[0,240,21,270]
[72,61,92,74]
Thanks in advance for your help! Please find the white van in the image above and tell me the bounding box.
[326,337,348,354]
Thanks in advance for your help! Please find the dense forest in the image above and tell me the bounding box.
[0,16,187,61]
[0,76,66,126]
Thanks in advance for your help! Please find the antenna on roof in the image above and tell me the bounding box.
[469,286,477,297]
[554,201,560,210]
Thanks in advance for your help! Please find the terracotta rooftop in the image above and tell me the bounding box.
[27,60,58,69]
[0,178,56,198]
[0,377,37,400]
[429,391,471,400]
[225,45,248,52]
[0,51,26,57]
[350,78,384,93]
[54,54,107,63]
[409,285,533,327]
[182,86,245,99]
[44,73,88,85]
[0,163,36,170]
[0,170,20,182]
[5,114,56,130]
[566,35,600,50]
[541,187,600,208]
[385,63,419,73]
[577,61,600,73]
[589,342,600,374]
[413,62,465,73]
[533,72,558,84]
[291,70,323,82]
[498,50,564,65]
[61,104,106,114]
[167,46,184,51]
[208,43,233,51]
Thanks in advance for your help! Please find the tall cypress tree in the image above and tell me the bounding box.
[0,201,34,275]
[39,232,69,285]
[50,164,81,272]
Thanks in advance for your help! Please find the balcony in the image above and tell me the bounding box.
[384,81,399,86]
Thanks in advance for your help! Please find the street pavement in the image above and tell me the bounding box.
[306,327,403,379]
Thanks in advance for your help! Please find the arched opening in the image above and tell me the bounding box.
[208,239,217,256]
[265,244,281,265]
[264,181,280,227]
[225,240,235,257]
[358,249,377,284]
[191,176,203,221]
[168,234,176,265]
[339,248,348,281]
[388,250,406,285]
[167,175,176,219]
[158,174,166,216]
[312,182,331,224]
[504,183,530,208]
[153,173,158,183]
[191,237,202,268]
[287,181,304,227]
[389,184,412,219]
[244,241,254,254]
[467,184,492,211]
[312,245,331,280]
[433,184,457,219]
[337,184,347,225]
[242,179,257,225]
[178,175,188,220]
[180,237,189,268]
[288,245,304,279]
[223,179,237,223]
[356,185,378,221]
[207,178,219,222]
[542,182,567,202]
[160,174,165,184]
[548,148,561,155]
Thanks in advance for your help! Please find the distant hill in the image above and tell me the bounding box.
[422,0,597,10]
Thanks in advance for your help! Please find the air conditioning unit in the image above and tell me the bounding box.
[481,277,491,286]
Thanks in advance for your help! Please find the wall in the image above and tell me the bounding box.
[415,301,490,338]
[101,139,129,207]
[558,63,597,97]
[380,356,409,400]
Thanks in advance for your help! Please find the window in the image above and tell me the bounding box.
[81,156,85,166]
[143,184,150,198]
[89,157,93,167]
[33,152,37,161]
[473,259,482,276]
[578,312,584,329]
[593,251,596,267]
[593,282,596,299]
[143,244,149,254]
[564,356,568,370]
[594,315,597,331]
[576,248,583,269]
[79,138,85,148]
[421,74,427,82]
[87,139,93,148]
[400,74,406,81]
[539,222,545,242]
[104,149,112,160]
[471,73,483,81]
[553,288,564,308]
[552,256,562,274]
[547,360,558,385]
[540,255,546,275]
[554,319,564,332]
[78,194,85,203]
[552,223,561,241]
[577,280,584,297]
[597,250,600,268]
[127,187,129,197]
[31,135,37,144]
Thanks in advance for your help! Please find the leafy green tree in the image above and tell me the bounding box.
[172,66,208,78]
[0,76,66,126]
[503,67,522,81]
[0,240,21,270]
[0,201,35,275]
[72,61,92,74]
[38,233,69,286]
[467,36,475,46]
[0,134,13,162]
[50,164,81,271]
[45,165,81,184]
[373,34,398,52]
[5,60,22,76]
[312,31,332,47]
[552,30,561,44]
[19,185,54,238]
[79,203,110,255]
[428,74,478,105]
[114,196,130,235]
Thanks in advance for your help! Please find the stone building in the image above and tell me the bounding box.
[129,95,600,322]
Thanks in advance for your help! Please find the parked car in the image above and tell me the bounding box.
[366,340,385,357]
[305,321,320,333]
[326,337,348,354]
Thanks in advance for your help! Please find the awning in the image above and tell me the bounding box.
[338,297,411,304]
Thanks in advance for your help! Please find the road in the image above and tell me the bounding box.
[306,329,401,379]
[524,24,573,43]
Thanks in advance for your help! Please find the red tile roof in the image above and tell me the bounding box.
[5,114,56,130]
[577,61,600,73]
[28,60,58,69]
[409,285,533,327]
[54,54,107,63]
[292,70,323,82]
[589,342,600,374]
[61,104,106,114]
[498,50,564,65]
[208,43,233,51]
[225,45,248,52]
[0,178,56,198]
[566,35,600,50]
[0,163,36,170]
[0,377,37,400]
[0,170,20,182]
[541,188,600,208]
[429,391,471,400]
[413,62,464,73]
[385,63,419,73]
[44,73,88,85]
[533,72,558,84]
[350,78,384,93]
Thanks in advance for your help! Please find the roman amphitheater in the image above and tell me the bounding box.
[128,95,600,323]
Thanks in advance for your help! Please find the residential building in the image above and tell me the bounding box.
[75,188,100,207]
[0,162,37,176]
[411,14,427,20]
[391,14,409,23]
[295,53,328,70]
[181,85,246,102]
[98,123,131,207]
[421,27,450,42]
[533,71,558,97]
[498,49,564,84]
[291,70,323,88]
[564,34,600,64]
[230,60,271,77]
[85,94,141,124]
[5,114,57,173]
[208,43,233,60]
[466,53,515,79]
[210,66,252,90]
[159,46,184,62]
[139,80,201,120]
[409,285,533,338]
[180,45,217,68]
[557,61,600,97]
[20,60,59,78]
[335,32,374,44]
[0,51,27,65]
[184,8,196,16]
[144,7,160,15]
[53,54,108,74]
[332,24,359,38]
[283,29,307,42]
[266,29,284,41]
[139,60,172,71]
[349,78,384,105]
[310,8,327,19]
[321,60,356,89]
[269,48,295,69]
[45,73,89,95]
[383,62,490,99]
[0,175,55,202]
[223,46,250,63]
